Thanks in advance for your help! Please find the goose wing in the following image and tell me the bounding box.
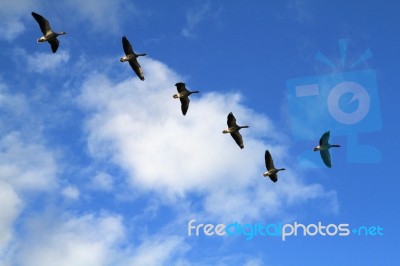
[32,12,52,35]
[319,131,330,146]
[269,173,278,183]
[230,131,244,149]
[48,38,59,53]
[122,36,134,55]
[227,112,238,127]
[320,149,332,168]
[176,82,189,93]
[180,97,190,115]
[129,60,145,80]
[265,150,276,171]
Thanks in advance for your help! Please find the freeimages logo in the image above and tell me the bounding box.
[286,39,382,167]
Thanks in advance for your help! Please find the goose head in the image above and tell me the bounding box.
[58,31,67,36]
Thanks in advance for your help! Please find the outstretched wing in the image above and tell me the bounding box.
[227,112,237,127]
[122,36,134,55]
[320,149,332,168]
[269,173,278,183]
[32,12,52,35]
[319,131,330,146]
[49,38,59,53]
[265,150,275,170]
[180,97,190,115]
[129,60,145,80]
[230,131,244,149]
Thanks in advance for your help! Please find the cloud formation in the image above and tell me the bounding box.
[67,0,138,34]
[0,82,59,260]
[26,50,70,73]
[15,213,125,266]
[182,2,213,39]
[79,57,338,222]
[0,0,34,41]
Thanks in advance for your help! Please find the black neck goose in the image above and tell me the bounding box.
[263,150,286,183]
[173,82,199,115]
[222,112,249,149]
[32,12,66,53]
[313,130,341,168]
[120,36,146,81]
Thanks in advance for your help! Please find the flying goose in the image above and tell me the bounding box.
[173,82,199,115]
[313,131,341,168]
[120,36,146,80]
[31,12,66,53]
[222,112,249,149]
[263,150,286,183]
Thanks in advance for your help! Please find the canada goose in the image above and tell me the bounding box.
[222,112,249,149]
[263,150,286,183]
[120,36,146,80]
[313,131,341,168]
[173,82,199,115]
[31,12,66,53]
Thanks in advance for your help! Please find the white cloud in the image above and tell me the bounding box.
[244,258,266,266]
[12,211,189,266]
[26,50,70,74]
[127,236,188,266]
[0,85,29,122]
[0,181,22,254]
[79,57,338,221]
[0,82,60,176]
[0,0,34,41]
[182,2,212,39]
[0,132,58,192]
[16,213,125,266]
[61,185,80,200]
[79,58,266,196]
[67,0,137,34]
[90,172,114,191]
[0,82,59,260]
[0,18,25,41]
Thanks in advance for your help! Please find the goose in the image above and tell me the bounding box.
[31,12,66,53]
[222,112,249,149]
[173,82,199,115]
[120,36,146,80]
[313,131,341,168]
[263,150,286,183]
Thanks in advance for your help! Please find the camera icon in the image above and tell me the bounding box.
[286,40,382,167]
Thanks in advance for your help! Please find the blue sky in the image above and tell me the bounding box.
[0,0,398,265]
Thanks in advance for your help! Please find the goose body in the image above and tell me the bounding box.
[263,150,285,183]
[120,36,146,80]
[31,12,66,53]
[173,82,199,115]
[222,112,249,149]
[313,131,341,168]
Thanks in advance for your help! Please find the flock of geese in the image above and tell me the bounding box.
[31,12,341,183]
